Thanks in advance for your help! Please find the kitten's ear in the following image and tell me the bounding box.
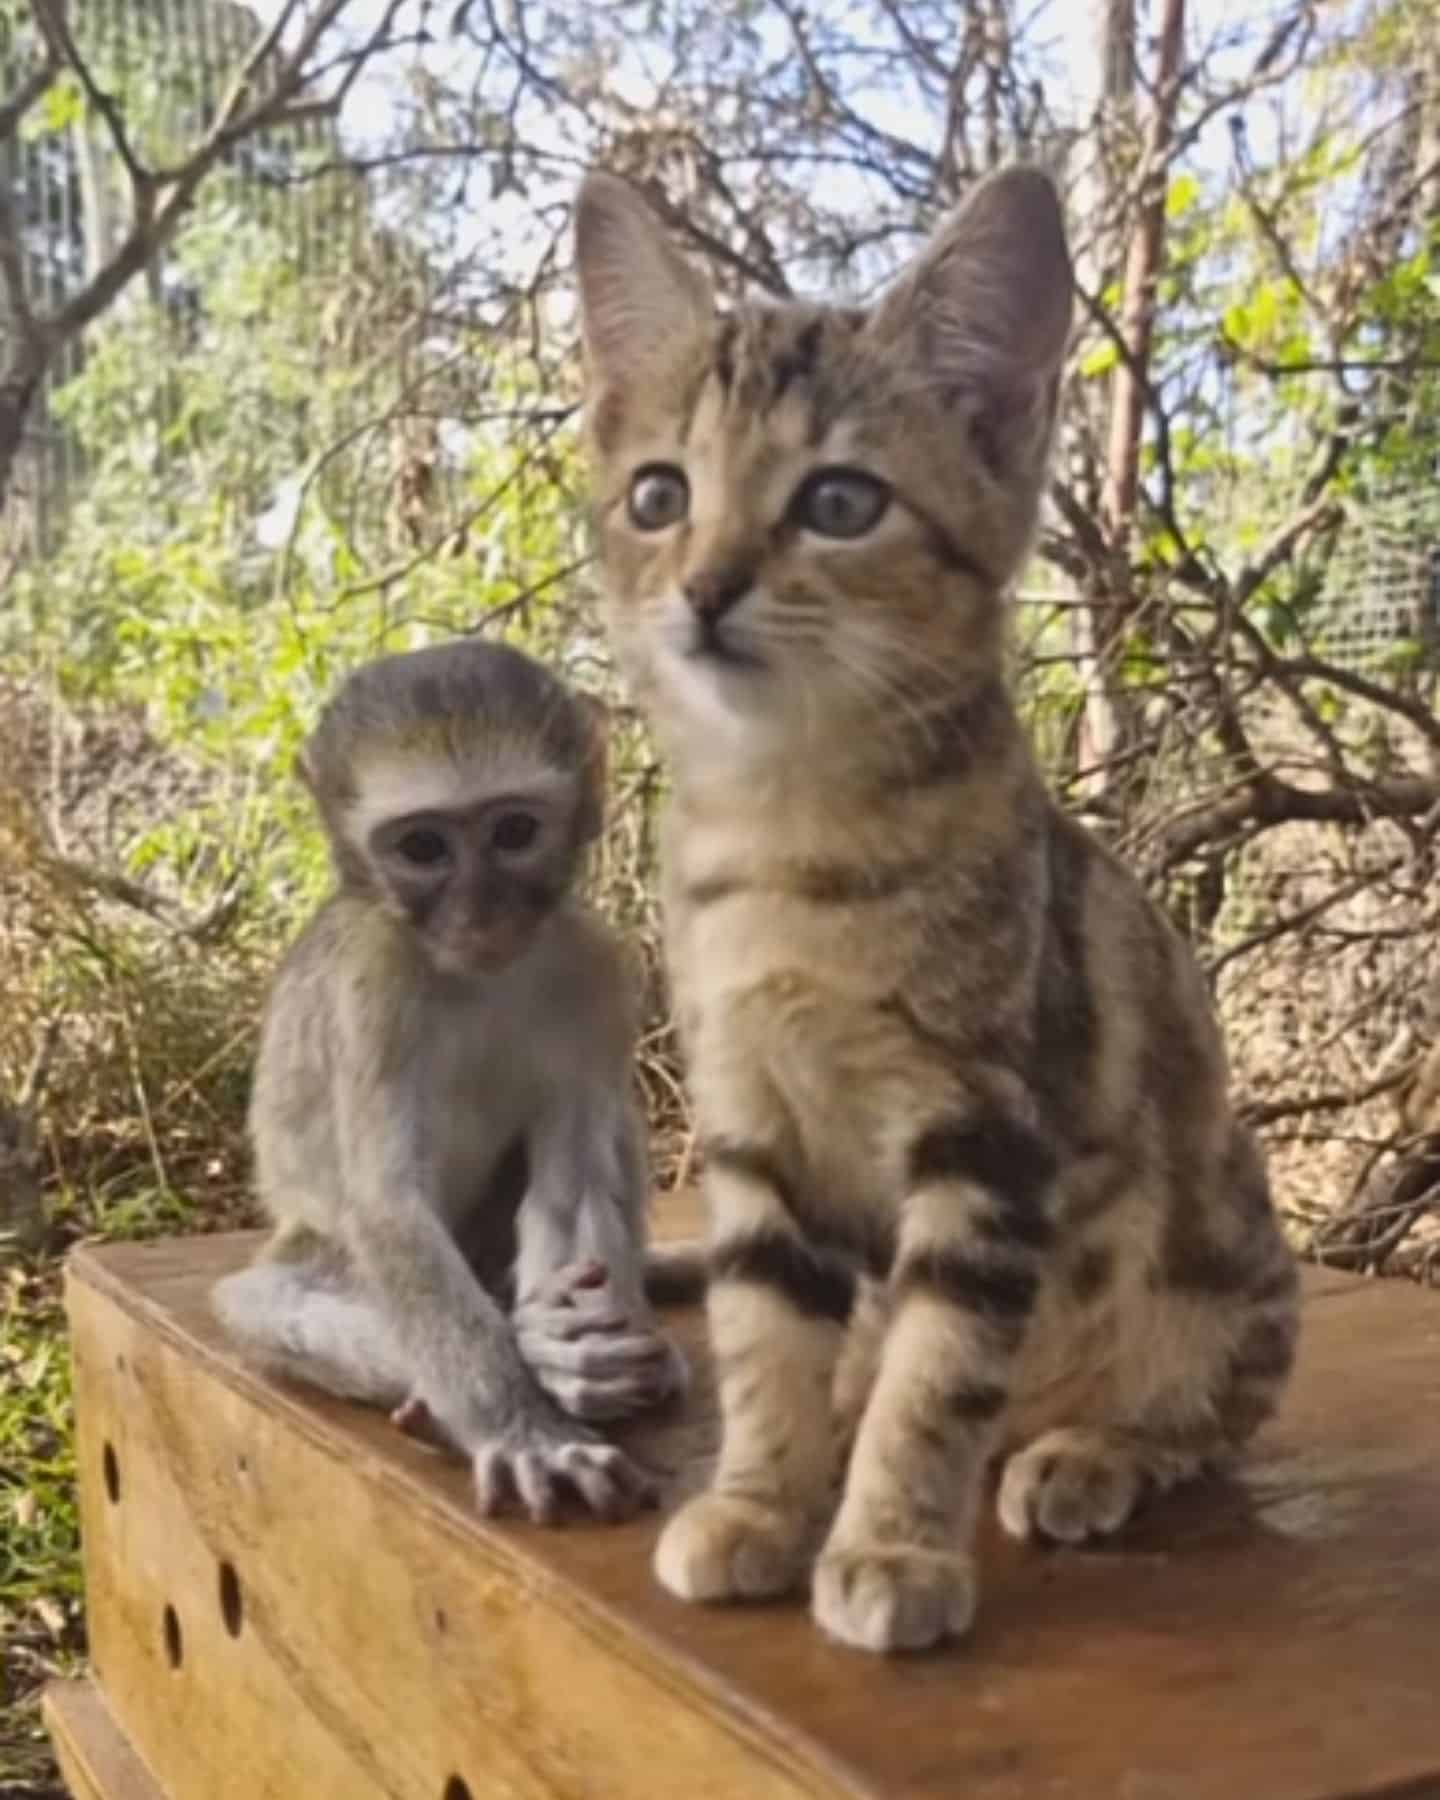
[575,173,713,383]
[869,166,1073,477]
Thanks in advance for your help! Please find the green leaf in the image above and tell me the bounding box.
[1079,340,1120,379]
[1166,173,1201,219]
[22,71,83,138]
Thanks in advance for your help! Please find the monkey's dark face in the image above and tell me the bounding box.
[367,791,578,978]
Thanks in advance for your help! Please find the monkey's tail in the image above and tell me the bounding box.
[643,1238,708,1306]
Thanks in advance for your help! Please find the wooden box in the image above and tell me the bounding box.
[46,1232,1440,1800]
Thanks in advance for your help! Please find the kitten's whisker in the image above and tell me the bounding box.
[825,630,951,755]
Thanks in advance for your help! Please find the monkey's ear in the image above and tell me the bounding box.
[573,692,610,845]
[575,173,713,386]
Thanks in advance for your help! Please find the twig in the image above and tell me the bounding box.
[18,1019,62,1110]
[0,33,61,142]
[1242,1064,1413,1128]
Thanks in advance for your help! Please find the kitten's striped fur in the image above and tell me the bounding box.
[575,166,1298,1653]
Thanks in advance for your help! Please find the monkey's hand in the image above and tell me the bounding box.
[514,1259,688,1423]
[471,1413,659,1524]
[389,1379,657,1524]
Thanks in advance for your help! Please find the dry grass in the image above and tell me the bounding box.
[0,679,271,1793]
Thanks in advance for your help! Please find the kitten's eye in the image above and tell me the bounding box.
[793,468,890,540]
[492,811,540,853]
[628,464,689,532]
[394,828,450,867]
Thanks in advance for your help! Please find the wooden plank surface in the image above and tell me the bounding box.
[63,1211,1440,1800]
[43,1679,165,1800]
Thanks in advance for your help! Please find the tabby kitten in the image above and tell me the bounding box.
[574,167,1298,1654]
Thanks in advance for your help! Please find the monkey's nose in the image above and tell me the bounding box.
[684,564,752,623]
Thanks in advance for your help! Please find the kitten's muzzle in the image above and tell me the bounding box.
[683,565,761,667]
[684,564,752,624]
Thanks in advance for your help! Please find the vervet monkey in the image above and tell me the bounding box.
[213,639,696,1524]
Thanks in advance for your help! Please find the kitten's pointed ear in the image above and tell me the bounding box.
[575,173,714,382]
[870,166,1073,478]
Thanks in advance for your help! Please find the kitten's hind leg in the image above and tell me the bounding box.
[654,1148,851,1606]
[1000,1187,1300,1544]
[997,1425,1204,1543]
[211,1236,414,1411]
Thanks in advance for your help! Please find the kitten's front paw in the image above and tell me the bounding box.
[654,1493,810,1603]
[998,1429,1142,1543]
[811,1542,977,1653]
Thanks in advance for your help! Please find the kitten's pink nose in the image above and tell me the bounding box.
[684,564,752,622]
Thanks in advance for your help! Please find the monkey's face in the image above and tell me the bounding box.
[367,795,575,978]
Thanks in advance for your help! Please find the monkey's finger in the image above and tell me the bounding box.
[472,1446,518,1517]
[512,1451,562,1525]
[565,1261,609,1296]
[514,1303,630,1345]
[607,1448,663,1513]
[539,1371,672,1422]
[559,1445,657,1520]
[524,1261,610,1309]
[518,1329,671,1379]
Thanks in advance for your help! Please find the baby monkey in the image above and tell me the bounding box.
[213,638,692,1523]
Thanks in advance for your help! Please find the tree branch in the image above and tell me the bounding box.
[0,33,61,142]
[32,0,152,195]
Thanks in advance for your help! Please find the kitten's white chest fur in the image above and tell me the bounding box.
[669,803,933,1220]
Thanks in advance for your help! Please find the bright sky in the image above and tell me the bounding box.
[250,0,1300,295]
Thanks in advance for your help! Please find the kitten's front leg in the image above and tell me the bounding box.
[813,1113,1055,1653]
[654,1144,851,1604]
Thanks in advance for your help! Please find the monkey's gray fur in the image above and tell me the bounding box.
[212,638,696,1523]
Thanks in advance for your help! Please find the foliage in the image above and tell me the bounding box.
[1,1259,83,1800]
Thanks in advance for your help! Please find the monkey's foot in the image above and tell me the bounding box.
[516,1264,685,1422]
[391,1394,435,1440]
[389,1394,463,1453]
[653,1492,811,1602]
[471,1426,659,1526]
[811,1542,977,1654]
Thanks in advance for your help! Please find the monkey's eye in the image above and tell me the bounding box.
[394,827,451,867]
[627,464,689,532]
[791,468,890,540]
[491,811,541,853]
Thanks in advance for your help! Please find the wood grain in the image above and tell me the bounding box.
[56,1216,1440,1800]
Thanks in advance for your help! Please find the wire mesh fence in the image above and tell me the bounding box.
[1310,491,1440,673]
[1,0,359,562]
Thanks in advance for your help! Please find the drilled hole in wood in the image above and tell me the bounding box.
[218,1561,243,1638]
[162,1605,183,1670]
[102,1442,120,1504]
[443,1778,474,1800]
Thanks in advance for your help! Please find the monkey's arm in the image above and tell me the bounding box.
[513,1089,689,1422]
[334,1069,656,1521]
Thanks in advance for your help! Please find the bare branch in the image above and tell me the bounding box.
[1156,772,1440,870]
[1242,1065,1413,1129]
[32,0,152,196]
[0,33,61,143]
